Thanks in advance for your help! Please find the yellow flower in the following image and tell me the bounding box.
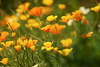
[25,19,42,28]
[0,48,3,52]
[8,22,20,31]
[30,45,36,51]
[91,6,100,13]
[42,7,52,15]
[61,38,72,47]
[20,14,30,21]
[0,58,8,65]
[58,48,73,56]
[16,2,30,14]
[1,41,14,48]
[50,23,66,35]
[58,4,66,10]
[12,32,16,37]
[41,42,53,51]
[61,15,72,23]
[54,47,58,53]
[14,45,21,52]
[42,0,53,6]
[47,15,58,21]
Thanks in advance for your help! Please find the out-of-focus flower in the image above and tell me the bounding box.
[30,45,36,51]
[80,32,93,38]
[0,58,8,65]
[70,31,77,37]
[50,23,66,35]
[58,4,66,10]
[47,15,58,21]
[0,31,9,42]
[12,32,16,37]
[20,14,30,21]
[61,39,72,47]
[14,45,21,52]
[67,19,73,26]
[8,22,20,31]
[27,39,38,48]
[25,19,42,28]
[42,0,53,6]
[42,7,52,15]
[91,6,100,13]
[72,10,89,25]
[79,6,90,15]
[1,41,14,48]
[58,48,73,56]
[0,15,10,27]
[0,48,3,52]
[30,7,44,16]
[41,42,53,51]
[54,47,58,53]
[61,15,71,23]
[16,2,30,14]
[72,10,83,22]
[41,25,51,33]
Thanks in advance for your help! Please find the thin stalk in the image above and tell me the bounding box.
[91,12,98,31]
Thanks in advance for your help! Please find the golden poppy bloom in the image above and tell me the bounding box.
[25,19,42,28]
[54,47,58,53]
[42,7,52,15]
[8,22,20,31]
[42,0,53,6]
[61,15,72,23]
[0,58,8,65]
[61,38,72,47]
[80,32,93,38]
[72,10,83,22]
[1,41,14,48]
[0,48,3,52]
[41,42,53,51]
[15,45,21,52]
[58,48,73,56]
[50,23,66,35]
[20,14,30,21]
[30,7,44,16]
[91,6,100,13]
[0,31,9,41]
[47,15,58,21]
[12,32,16,37]
[27,39,38,48]
[30,45,36,51]
[16,2,30,14]
[58,4,66,10]
[41,25,51,33]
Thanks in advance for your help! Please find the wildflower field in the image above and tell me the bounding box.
[0,0,100,67]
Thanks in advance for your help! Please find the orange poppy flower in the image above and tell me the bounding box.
[50,23,66,35]
[41,25,51,33]
[61,15,72,23]
[27,39,38,48]
[14,45,21,52]
[80,32,93,38]
[30,7,44,16]
[72,10,83,22]
[0,31,9,41]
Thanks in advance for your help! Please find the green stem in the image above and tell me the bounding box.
[91,12,98,31]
